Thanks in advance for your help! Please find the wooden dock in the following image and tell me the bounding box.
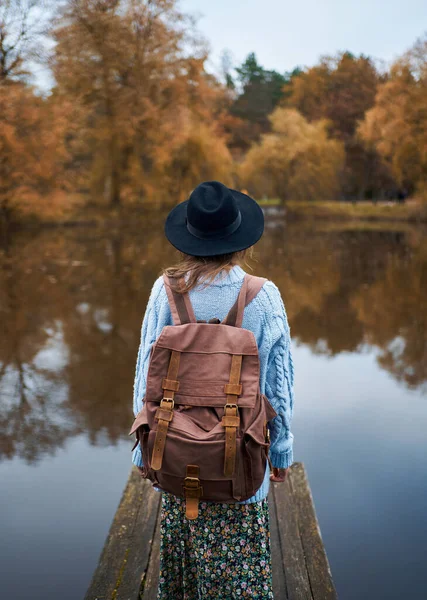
[84,462,337,599]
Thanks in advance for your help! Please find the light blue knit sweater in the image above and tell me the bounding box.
[132,264,294,503]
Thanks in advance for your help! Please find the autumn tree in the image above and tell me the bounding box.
[295,54,379,138]
[0,1,74,225]
[284,52,393,199]
[164,122,233,203]
[52,0,132,205]
[240,107,344,202]
[0,83,72,222]
[51,0,225,206]
[359,34,427,197]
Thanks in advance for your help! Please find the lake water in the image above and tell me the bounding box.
[1,212,426,600]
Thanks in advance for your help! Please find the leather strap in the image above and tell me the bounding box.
[151,350,180,470]
[183,464,203,520]
[222,274,267,328]
[222,354,243,477]
[163,275,197,325]
[222,276,248,328]
[245,274,268,305]
[162,377,180,392]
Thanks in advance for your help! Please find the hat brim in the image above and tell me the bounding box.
[164,189,264,257]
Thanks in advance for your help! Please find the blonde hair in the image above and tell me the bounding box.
[163,247,254,293]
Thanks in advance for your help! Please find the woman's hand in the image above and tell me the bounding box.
[136,466,147,478]
[270,467,289,482]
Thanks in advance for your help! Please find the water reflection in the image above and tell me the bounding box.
[264,226,427,391]
[0,214,426,463]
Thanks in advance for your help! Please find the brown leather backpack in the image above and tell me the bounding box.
[129,273,277,519]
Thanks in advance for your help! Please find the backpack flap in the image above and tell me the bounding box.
[262,393,278,422]
[149,326,259,409]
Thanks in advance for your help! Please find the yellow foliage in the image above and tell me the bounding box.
[359,35,427,195]
[240,108,345,201]
[163,122,234,205]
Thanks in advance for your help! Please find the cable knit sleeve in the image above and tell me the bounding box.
[263,282,295,469]
[131,276,169,468]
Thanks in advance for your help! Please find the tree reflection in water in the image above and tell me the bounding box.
[1,214,426,462]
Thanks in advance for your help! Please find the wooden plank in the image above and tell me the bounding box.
[117,483,161,600]
[140,499,161,600]
[268,487,288,599]
[289,464,337,600]
[84,468,161,600]
[273,471,313,600]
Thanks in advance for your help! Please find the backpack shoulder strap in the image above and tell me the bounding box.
[245,274,268,307]
[222,274,267,328]
[163,274,197,325]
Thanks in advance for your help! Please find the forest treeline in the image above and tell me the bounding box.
[1,0,427,221]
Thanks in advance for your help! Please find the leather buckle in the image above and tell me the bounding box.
[184,476,199,487]
[160,398,174,410]
[183,476,203,497]
[222,403,240,429]
[155,398,175,423]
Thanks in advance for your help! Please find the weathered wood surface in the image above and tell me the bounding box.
[84,469,161,600]
[271,463,337,600]
[85,462,337,600]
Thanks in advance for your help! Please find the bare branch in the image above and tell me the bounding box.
[0,0,56,81]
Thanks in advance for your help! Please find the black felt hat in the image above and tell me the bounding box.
[164,181,264,257]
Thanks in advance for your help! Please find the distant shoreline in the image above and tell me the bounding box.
[3,198,427,232]
[280,199,427,224]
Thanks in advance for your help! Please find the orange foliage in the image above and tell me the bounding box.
[286,53,381,141]
[284,53,394,198]
[359,35,427,196]
[0,82,72,218]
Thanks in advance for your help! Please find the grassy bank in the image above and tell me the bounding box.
[284,199,427,223]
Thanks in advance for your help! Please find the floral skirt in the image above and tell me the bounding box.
[157,492,274,600]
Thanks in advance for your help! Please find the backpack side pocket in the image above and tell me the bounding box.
[129,404,149,455]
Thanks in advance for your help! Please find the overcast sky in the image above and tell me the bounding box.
[181,0,427,75]
[32,0,426,90]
